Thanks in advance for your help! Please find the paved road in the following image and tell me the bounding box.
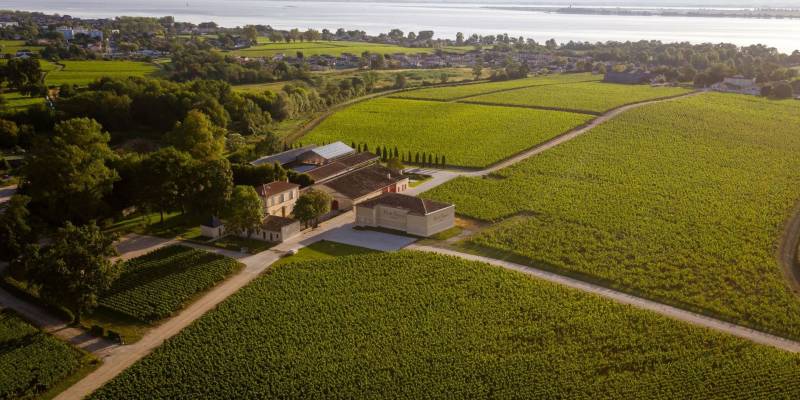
[54,210,364,400]
[0,184,17,204]
[409,244,800,353]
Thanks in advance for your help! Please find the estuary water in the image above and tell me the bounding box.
[5,0,799,52]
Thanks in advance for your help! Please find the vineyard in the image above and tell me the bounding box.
[45,60,160,87]
[88,252,800,399]
[423,93,800,337]
[305,97,592,168]
[463,81,692,113]
[392,72,600,101]
[99,245,243,323]
[0,309,86,399]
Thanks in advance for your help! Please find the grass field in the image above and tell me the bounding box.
[229,40,439,58]
[45,60,159,87]
[99,246,243,323]
[391,72,601,101]
[305,97,592,168]
[1,309,91,400]
[423,93,800,338]
[88,252,800,399]
[1,91,45,110]
[464,81,692,113]
[0,39,43,55]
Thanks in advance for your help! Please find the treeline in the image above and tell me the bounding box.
[559,40,800,85]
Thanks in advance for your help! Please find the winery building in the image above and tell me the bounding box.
[355,193,455,237]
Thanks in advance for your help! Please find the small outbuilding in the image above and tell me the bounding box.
[355,193,455,237]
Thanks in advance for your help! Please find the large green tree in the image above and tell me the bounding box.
[23,118,118,224]
[137,147,194,222]
[0,195,35,261]
[223,185,264,237]
[293,189,331,228]
[166,110,226,160]
[186,158,233,217]
[26,222,120,323]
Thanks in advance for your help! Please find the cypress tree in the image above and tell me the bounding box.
[415,152,420,163]
[435,155,439,164]
[393,146,399,158]
[428,154,433,164]
[441,155,446,165]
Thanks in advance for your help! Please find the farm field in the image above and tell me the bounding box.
[88,252,800,399]
[305,97,592,168]
[99,245,243,323]
[391,72,601,101]
[229,40,437,58]
[423,93,800,338]
[464,81,692,113]
[45,60,159,87]
[0,309,92,399]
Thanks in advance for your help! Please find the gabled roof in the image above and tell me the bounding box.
[251,145,316,166]
[358,193,453,216]
[304,141,354,161]
[320,164,406,200]
[307,162,349,182]
[255,181,299,198]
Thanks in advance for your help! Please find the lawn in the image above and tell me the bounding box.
[271,240,377,268]
[88,252,800,399]
[391,72,601,101]
[0,309,94,400]
[228,40,435,58]
[98,245,243,324]
[0,39,43,55]
[104,211,202,240]
[463,81,692,114]
[45,60,160,87]
[423,93,800,338]
[305,97,592,168]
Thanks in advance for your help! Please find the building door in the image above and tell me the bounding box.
[331,200,339,211]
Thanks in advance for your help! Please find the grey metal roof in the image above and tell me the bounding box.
[308,142,354,161]
[251,145,316,166]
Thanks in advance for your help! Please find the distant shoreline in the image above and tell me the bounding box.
[488,6,800,20]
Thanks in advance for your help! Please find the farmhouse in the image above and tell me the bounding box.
[315,164,409,211]
[355,193,455,237]
[256,181,300,218]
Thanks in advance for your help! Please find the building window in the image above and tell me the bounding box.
[289,190,294,200]
[280,193,285,202]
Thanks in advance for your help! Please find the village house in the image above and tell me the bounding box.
[355,193,455,237]
[712,76,760,96]
[256,181,300,218]
[201,215,301,244]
